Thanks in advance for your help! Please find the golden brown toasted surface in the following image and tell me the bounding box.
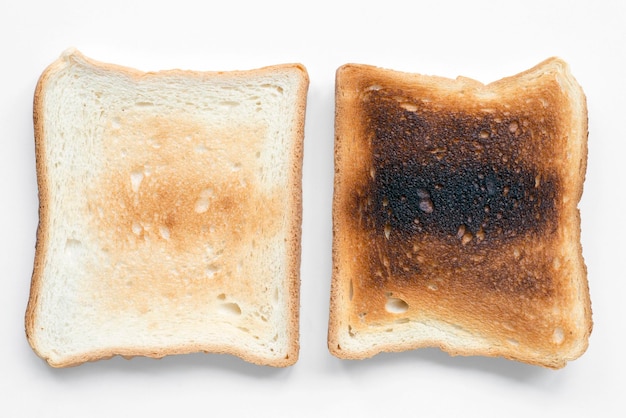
[86,111,281,314]
[330,60,590,367]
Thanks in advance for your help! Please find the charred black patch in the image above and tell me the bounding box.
[354,89,560,244]
[364,160,558,240]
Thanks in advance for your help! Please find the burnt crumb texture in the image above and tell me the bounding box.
[356,89,560,243]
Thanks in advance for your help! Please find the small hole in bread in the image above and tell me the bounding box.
[385,296,409,314]
[205,264,219,278]
[219,100,240,107]
[159,225,170,240]
[461,232,473,245]
[400,102,418,112]
[552,327,564,344]
[219,302,242,316]
[131,221,143,235]
[64,238,82,254]
[348,325,355,337]
[418,198,434,214]
[507,338,519,346]
[130,170,144,193]
[194,188,213,213]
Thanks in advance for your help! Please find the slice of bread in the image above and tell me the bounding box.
[329,58,591,368]
[26,49,308,367]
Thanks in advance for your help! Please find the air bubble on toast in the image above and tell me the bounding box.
[475,227,485,242]
[508,121,519,133]
[349,280,354,301]
[418,198,434,214]
[384,222,391,239]
[385,295,409,314]
[507,338,519,346]
[130,170,144,193]
[552,257,561,270]
[502,322,515,332]
[400,102,418,112]
[159,225,170,240]
[219,100,241,108]
[219,302,242,316]
[427,283,438,291]
[131,221,143,235]
[462,233,473,245]
[261,84,284,94]
[205,264,219,278]
[394,318,409,324]
[456,225,473,245]
[147,137,161,149]
[552,327,564,344]
[64,238,82,254]
[194,188,213,213]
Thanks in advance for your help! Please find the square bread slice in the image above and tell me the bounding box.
[329,58,591,369]
[26,49,308,367]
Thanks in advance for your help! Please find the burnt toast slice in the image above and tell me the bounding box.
[329,58,591,368]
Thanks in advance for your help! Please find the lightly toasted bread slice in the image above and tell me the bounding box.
[329,58,591,369]
[26,49,308,367]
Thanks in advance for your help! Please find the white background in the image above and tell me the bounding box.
[1,0,624,416]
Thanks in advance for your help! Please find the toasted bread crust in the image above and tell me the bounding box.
[329,59,590,368]
[26,50,308,367]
